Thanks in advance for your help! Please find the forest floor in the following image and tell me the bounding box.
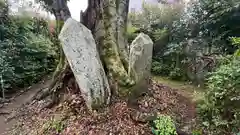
[0,78,51,135]
[1,76,205,135]
[152,76,205,102]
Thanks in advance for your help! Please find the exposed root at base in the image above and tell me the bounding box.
[31,63,72,103]
[0,111,10,115]
[3,65,72,124]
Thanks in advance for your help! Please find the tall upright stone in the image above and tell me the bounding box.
[128,33,153,96]
[59,18,111,110]
[129,33,153,82]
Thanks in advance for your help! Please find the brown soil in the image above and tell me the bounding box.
[11,80,198,135]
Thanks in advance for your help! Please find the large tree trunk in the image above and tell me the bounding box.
[81,0,135,98]
[36,0,153,113]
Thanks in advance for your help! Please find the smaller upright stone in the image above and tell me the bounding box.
[129,33,153,82]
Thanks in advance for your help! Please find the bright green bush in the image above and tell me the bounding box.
[151,114,177,135]
[198,58,240,134]
[0,16,57,94]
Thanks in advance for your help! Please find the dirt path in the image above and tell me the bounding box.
[153,76,205,102]
[0,79,51,135]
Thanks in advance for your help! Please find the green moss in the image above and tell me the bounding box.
[119,51,129,71]
[97,0,138,98]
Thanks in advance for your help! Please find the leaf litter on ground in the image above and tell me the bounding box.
[11,80,198,135]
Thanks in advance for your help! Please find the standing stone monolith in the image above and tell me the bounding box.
[129,33,153,82]
[59,18,111,110]
[128,33,153,97]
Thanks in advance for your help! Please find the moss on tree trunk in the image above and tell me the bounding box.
[81,0,137,98]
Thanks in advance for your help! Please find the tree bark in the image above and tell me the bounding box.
[81,0,136,98]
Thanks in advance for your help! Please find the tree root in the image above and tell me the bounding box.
[31,62,72,110]
[4,76,67,123]
[0,98,11,104]
[5,106,28,122]
[0,111,10,115]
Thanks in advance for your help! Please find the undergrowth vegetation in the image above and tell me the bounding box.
[0,9,56,94]
[198,39,240,134]
[198,58,240,134]
[151,114,177,135]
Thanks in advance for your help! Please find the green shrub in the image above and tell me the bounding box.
[151,59,173,76]
[151,114,177,135]
[169,68,183,80]
[215,55,233,67]
[0,16,56,94]
[198,59,240,134]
